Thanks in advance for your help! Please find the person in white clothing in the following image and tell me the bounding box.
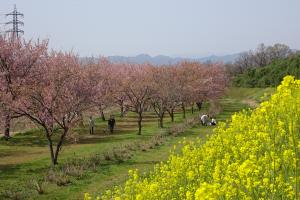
[200,114,208,126]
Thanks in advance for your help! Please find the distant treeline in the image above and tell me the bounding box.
[227,43,300,87]
[232,54,300,87]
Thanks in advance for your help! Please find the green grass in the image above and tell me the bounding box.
[227,87,275,102]
[0,87,273,199]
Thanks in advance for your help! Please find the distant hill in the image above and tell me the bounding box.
[107,54,183,65]
[197,54,240,63]
[80,53,240,65]
[107,53,240,65]
[232,54,300,87]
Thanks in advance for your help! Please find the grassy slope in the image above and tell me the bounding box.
[0,87,274,199]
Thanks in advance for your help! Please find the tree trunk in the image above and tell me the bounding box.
[4,114,11,140]
[99,106,106,121]
[159,111,165,128]
[53,128,68,165]
[159,116,163,128]
[191,103,194,114]
[168,109,174,122]
[100,111,105,121]
[137,112,142,135]
[182,103,186,119]
[78,112,84,127]
[45,132,56,165]
[120,103,124,117]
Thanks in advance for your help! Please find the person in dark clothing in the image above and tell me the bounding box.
[108,115,115,134]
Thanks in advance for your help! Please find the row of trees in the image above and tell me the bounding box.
[0,35,227,165]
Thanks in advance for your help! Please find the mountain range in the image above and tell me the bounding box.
[107,53,240,65]
[80,53,240,65]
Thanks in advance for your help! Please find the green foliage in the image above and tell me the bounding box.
[233,54,300,87]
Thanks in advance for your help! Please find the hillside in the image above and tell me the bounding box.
[233,54,300,87]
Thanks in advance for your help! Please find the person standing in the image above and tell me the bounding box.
[108,115,116,134]
[89,116,95,135]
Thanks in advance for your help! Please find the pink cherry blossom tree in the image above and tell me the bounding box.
[110,64,129,117]
[86,58,115,121]
[177,61,228,117]
[0,34,48,139]
[150,66,179,127]
[12,52,92,165]
[121,64,155,135]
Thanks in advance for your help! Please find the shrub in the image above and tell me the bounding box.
[112,147,132,163]
[0,183,30,200]
[28,179,48,195]
[86,153,102,168]
[103,151,113,161]
[46,170,71,186]
[168,124,186,136]
[124,143,137,151]
[140,143,149,152]
[149,134,165,146]
[62,164,84,179]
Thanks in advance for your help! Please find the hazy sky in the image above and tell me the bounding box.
[0,0,299,57]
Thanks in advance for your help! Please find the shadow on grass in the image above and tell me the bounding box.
[0,132,49,147]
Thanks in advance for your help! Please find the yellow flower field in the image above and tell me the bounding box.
[85,76,300,200]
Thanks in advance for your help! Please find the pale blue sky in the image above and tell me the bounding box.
[0,0,299,57]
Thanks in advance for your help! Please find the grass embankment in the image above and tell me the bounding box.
[0,87,273,199]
